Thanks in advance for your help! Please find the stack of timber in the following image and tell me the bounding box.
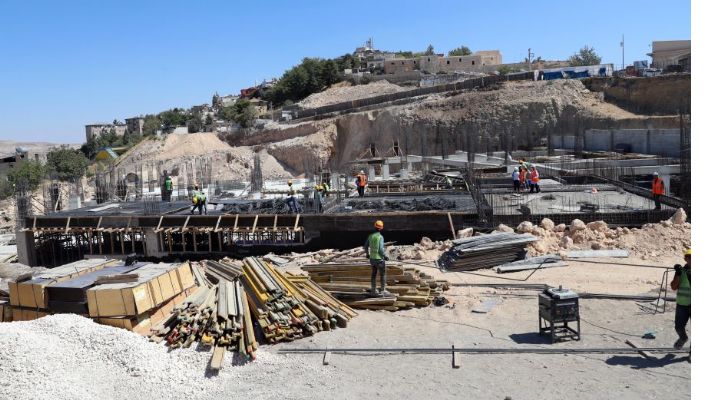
[437,232,537,272]
[8,258,119,321]
[88,262,196,334]
[150,258,354,369]
[301,262,449,311]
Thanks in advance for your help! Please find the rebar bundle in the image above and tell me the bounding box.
[437,232,537,272]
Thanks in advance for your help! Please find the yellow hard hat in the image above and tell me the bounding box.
[287,180,293,185]
[374,220,384,229]
[685,248,691,256]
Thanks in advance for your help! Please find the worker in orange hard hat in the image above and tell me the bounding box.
[355,170,368,198]
[671,248,691,351]
[364,220,390,296]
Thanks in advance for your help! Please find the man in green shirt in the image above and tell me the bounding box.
[364,220,390,296]
[671,248,691,349]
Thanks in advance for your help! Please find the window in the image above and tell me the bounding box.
[427,58,430,62]
[472,61,475,65]
[402,61,404,64]
[459,58,462,62]
[446,60,450,64]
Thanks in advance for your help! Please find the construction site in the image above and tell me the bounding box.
[0,40,694,400]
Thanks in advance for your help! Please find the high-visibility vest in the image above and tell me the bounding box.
[357,174,368,187]
[165,178,172,191]
[677,269,691,306]
[531,170,540,183]
[368,232,383,260]
[652,178,665,195]
[519,170,527,182]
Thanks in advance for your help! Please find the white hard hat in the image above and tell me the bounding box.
[360,170,365,174]
[653,172,659,176]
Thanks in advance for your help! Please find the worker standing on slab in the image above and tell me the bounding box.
[512,168,521,193]
[530,166,541,193]
[164,175,173,202]
[671,248,691,350]
[364,220,389,296]
[355,170,367,197]
[286,180,300,213]
[314,184,324,213]
[652,172,665,210]
[519,163,528,191]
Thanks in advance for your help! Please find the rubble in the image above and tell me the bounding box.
[539,218,555,231]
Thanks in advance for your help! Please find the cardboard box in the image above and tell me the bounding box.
[9,259,118,308]
[94,286,195,336]
[87,262,194,318]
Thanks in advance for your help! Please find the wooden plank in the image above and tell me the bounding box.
[625,339,656,359]
[233,214,239,230]
[447,212,456,239]
[294,214,300,230]
[452,345,461,369]
[214,215,222,231]
[96,216,103,229]
[251,215,259,234]
[182,216,191,232]
[154,216,164,233]
[273,215,278,230]
[323,351,331,365]
[64,217,72,234]
[210,346,226,370]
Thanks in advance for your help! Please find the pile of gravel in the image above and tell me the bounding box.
[0,314,334,399]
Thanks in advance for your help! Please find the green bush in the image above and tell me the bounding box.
[46,146,89,181]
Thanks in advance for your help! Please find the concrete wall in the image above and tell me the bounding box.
[583,75,690,115]
[552,128,681,157]
[383,58,418,74]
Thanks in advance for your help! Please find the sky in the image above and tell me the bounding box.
[0,0,690,143]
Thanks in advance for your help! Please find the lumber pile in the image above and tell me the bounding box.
[301,262,449,311]
[149,257,355,369]
[437,232,537,272]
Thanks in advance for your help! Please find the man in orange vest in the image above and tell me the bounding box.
[651,172,665,210]
[529,166,541,193]
[355,170,368,197]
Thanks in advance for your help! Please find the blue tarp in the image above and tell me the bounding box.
[542,71,564,80]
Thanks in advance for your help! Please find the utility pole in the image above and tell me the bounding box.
[528,48,532,71]
[621,34,625,70]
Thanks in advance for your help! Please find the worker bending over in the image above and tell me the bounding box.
[364,220,390,296]
[652,172,665,210]
[190,185,206,215]
[671,248,691,350]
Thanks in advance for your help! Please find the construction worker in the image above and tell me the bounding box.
[519,165,528,191]
[286,180,300,213]
[190,185,206,215]
[164,175,173,202]
[364,220,390,296]
[529,166,541,193]
[512,167,520,193]
[355,170,367,197]
[314,184,324,213]
[321,181,330,197]
[671,248,691,350]
[651,172,665,210]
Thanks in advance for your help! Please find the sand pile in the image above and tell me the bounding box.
[501,208,690,258]
[298,81,406,109]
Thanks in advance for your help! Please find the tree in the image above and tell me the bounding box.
[142,115,162,135]
[7,160,46,192]
[568,45,601,66]
[424,44,435,56]
[497,65,521,75]
[46,146,89,181]
[263,57,345,106]
[448,46,472,56]
[218,100,256,127]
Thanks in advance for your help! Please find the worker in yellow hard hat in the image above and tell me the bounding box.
[364,220,390,296]
[671,248,691,350]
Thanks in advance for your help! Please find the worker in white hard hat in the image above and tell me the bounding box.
[651,172,665,210]
[355,170,368,198]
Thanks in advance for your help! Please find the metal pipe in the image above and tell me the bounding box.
[279,347,689,355]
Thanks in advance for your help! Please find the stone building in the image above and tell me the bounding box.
[383,50,502,75]
[85,123,127,142]
[125,117,144,136]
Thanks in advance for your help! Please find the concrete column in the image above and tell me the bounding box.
[660,174,671,193]
[368,165,376,181]
[16,229,37,266]
[143,230,164,258]
[382,161,390,180]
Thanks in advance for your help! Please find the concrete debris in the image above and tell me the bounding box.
[670,208,687,225]
[457,228,474,238]
[420,237,435,250]
[554,223,567,232]
[496,224,514,233]
[569,219,586,233]
[539,218,555,231]
[587,221,608,232]
[298,80,406,109]
[515,221,534,233]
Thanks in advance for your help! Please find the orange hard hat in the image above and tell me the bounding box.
[374,220,384,229]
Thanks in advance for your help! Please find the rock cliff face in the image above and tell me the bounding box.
[217,79,683,175]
